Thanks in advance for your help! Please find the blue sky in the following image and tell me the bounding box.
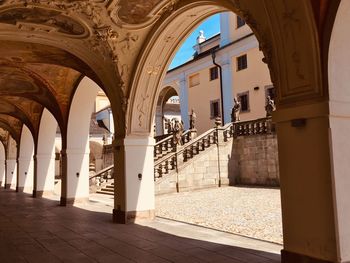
[169,14,221,70]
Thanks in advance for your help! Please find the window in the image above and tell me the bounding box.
[237,54,247,71]
[210,99,221,119]
[189,73,200,87]
[265,86,276,102]
[237,16,246,28]
[237,92,250,112]
[209,67,218,81]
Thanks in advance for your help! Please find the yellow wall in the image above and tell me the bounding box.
[188,67,221,134]
[95,90,110,112]
[233,47,272,121]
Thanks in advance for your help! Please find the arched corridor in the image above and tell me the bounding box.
[0,1,349,262]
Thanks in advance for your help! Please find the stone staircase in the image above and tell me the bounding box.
[96,182,114,195]
[93,118,275,195]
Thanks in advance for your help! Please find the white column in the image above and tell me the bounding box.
[17,125,34,193]
[328,2,350,260]
[113,136,155,223]
[6,159,17,189]
[66,148,90,202]
[220,12,235,47]
[221,54,234,124]
[179,74,189,130]
[0,144,5,187]
[18,156,34,193]
[35,153,55,196]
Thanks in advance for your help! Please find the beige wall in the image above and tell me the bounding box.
[95,90,110,112]
[186,46,271,134]
[188,67,221,134]
[233,47,272,121]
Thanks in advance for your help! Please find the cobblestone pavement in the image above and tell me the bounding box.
[155,186,283,244]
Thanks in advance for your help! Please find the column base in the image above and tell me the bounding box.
[281,250,335,263]
[16,186,24,192]
[60,196,89,206]
[113,209,155,224]
[32,190,54,198]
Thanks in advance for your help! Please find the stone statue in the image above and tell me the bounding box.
[166,118,173,134]
[231,97,241,122]
[173,119,184,146]
[189,108,197,130]
[265,96,276,117]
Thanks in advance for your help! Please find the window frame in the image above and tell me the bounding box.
[237,91,250,113]
[210,99,221,119]
[265,85,276,103]
[236,15,246,28]
[209,66,219,81]
[236,54,248,71]
[189,73,200,87]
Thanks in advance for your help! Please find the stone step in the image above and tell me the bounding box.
[100,187,113,192]
[96,190,114,196]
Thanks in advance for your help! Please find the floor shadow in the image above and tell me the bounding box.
[0,188,280,263]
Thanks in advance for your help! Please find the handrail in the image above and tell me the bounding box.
[154,130,192,160]
[89,164,114,180]
[154,128,215,165]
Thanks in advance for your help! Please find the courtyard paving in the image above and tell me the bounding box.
[0,188,281,262]
[155,186,283,244]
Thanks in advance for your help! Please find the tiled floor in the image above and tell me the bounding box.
[0,189,281,262]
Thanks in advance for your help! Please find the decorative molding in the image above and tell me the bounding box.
[109,0,179,29]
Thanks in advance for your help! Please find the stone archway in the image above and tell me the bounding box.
[124,1,341,262]
[155,86,180,136]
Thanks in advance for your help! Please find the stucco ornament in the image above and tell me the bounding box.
[109,0,180,29]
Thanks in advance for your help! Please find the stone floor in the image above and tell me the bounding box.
[0,188,281,262]
[156,186,282,244]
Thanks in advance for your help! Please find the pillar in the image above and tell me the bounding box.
[5,159,17,189]
[34,153,55,197]
[113,136,155,223]
[220,12,235,47]
[62,147,90,204]
[0,144,5,187]
[274,102,339,263]
[17,156,34,193]
[326,2,350,261]
[220,54,234,124]
[179,74,190,130]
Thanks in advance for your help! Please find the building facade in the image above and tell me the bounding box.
[160,12,273,135]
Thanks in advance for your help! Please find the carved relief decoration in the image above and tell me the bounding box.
[263,0,322,104]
